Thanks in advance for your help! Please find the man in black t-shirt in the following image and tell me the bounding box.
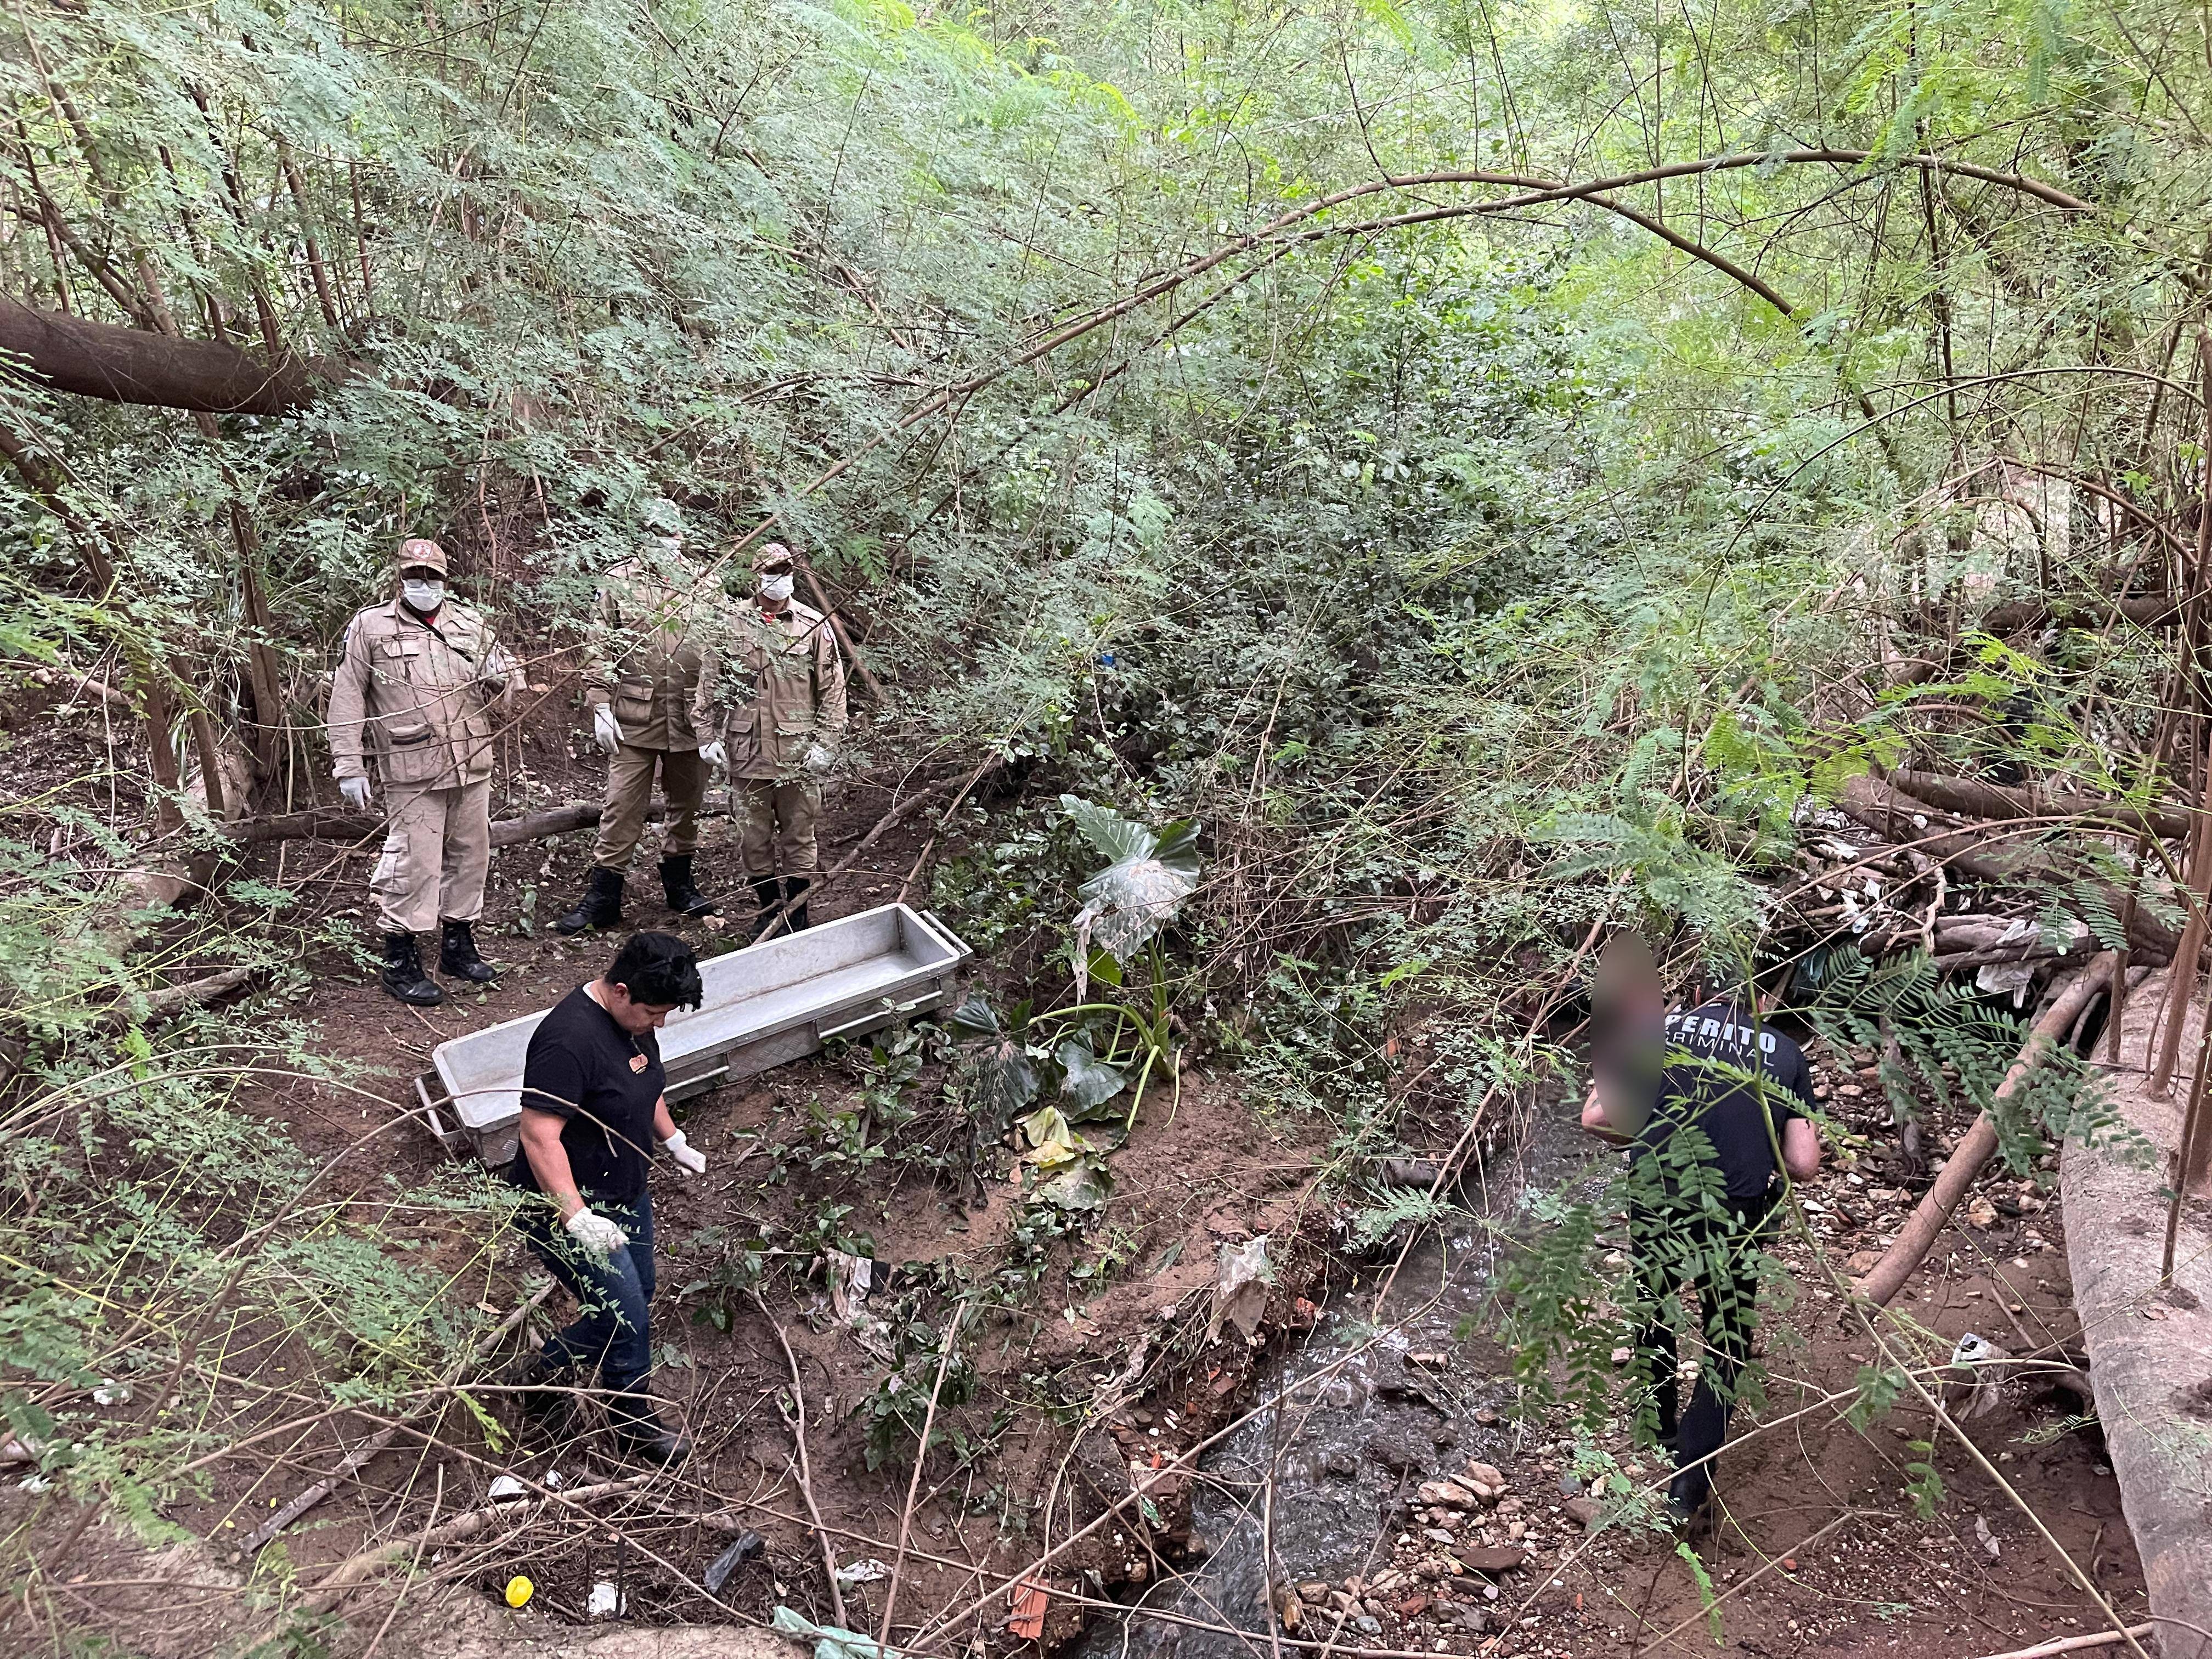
[507,931,706,1464]
[1582,973,1822,1523]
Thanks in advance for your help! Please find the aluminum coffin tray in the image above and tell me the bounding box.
[415,904,970,1167]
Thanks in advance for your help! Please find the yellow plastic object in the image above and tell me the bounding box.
[504,1576,534,1609]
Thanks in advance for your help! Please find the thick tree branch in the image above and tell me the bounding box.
[0,295,330,414]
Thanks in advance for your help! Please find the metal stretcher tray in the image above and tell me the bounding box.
[413,903,972,1167]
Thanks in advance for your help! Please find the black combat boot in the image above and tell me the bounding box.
[658,853,717,918]
[783,874,812,932]
[379,931,443,1006]
[747,877,784,943]
[438,917,499,981]
[614,1411,693,1468]
[500,1348,574,1427]
[553,866,624,935]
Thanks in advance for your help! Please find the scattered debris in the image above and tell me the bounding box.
[704,1530,767,1595]
[1210,1233,1274,1341]
[1007,1579,1049,1641]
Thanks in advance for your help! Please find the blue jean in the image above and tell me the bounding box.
[520,1190,657,1425]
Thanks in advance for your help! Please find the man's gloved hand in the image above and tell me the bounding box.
[592,703,623,754]
[564,1206,629,1257]
[662,1130,707,1175]
[804,742,833,777]
[699,740,726,772]
[338,775,373,811]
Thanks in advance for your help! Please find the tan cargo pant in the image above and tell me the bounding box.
[371,776,492,934]
[733,778,821,876]
[592,743,708,870]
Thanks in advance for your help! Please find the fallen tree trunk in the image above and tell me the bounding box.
[1977,592,2182,633]
[1856,950,2118,1307]
[1887,768,2191,842]
[0,295,331,415]
[93,966,255,1031]
[225,799,626,848]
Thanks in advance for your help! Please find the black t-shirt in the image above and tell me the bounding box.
[1632,1001,1816,1202]
[507,986,665,1205]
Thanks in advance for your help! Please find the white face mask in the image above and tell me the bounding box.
[400,578,445,613]
[759,573,794,605]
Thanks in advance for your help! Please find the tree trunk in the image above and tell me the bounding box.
[0,295,329,414]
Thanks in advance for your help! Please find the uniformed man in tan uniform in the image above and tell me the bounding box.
[329,538,514,1005]
[698,543,848,938]
[554,530,719,934]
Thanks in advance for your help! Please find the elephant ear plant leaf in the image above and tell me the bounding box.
[947,994,1040,1186]
[1062,795,1201,995]
[1055,1039,1127,1119]
[1048,797,1202,1130]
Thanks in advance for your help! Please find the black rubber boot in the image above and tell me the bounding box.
[500,1348,574,1426]
[553,865,625,935]
[438,917,499,981]
[614,1413,693,1468]
[747,877,784,943]
[658,853,718,918]
[379,931,443,1006]
[783,874,812,932]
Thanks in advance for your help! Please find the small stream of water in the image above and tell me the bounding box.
[1082,1099,1606,1659]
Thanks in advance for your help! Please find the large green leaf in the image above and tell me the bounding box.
[1056,1039,1126,1116]
[1061,797,1202,971]
[1062,794,1158,865]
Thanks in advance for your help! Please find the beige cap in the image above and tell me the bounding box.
[752,541,795,573]
[396,537,448,575]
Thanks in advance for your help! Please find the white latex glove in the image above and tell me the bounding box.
[804,742,833,777]
[338,775,373,811]
[663,1130,707,1175]
[564,1206,629,1257]
[592,703,623,754]
[699,740,727,772]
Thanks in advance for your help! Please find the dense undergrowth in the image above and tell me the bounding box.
[2,0,2208,1646]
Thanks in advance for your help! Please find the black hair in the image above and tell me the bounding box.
[605,931,703,1009]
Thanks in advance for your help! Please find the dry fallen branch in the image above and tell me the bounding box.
[1888,767,2191,842]
[1968,1625,2157,1659]
[1856,951,2118,1307]
[224,800,632,847]
[306,1474,649,1602]
[749,1289,848,1628]
[1836,775,2177,962]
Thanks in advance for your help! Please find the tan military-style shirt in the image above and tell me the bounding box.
[329,597,512,789]
[698,600,849,781]
[583,559,715,751]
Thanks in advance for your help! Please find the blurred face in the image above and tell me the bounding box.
[757,557,795,605]
[600,979,676,1034]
